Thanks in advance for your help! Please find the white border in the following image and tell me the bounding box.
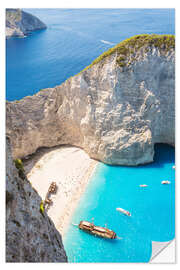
[0,0,178,8]
[0,3,5,267]
[1,0,179,269]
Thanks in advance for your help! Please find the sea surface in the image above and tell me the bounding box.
[64,144,175,262]
[6,8,175,101]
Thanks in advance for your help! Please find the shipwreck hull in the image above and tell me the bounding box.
[79,221,116,239]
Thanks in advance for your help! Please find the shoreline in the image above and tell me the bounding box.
[23,145,98,237]
[23,145,175,263]
[58,159,98,237]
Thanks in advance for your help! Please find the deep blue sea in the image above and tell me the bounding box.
[6,8,175,101]
[6,9,175,262]
[64,144,175,262]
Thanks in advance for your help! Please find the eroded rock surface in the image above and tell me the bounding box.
[6,9,46,38]
[6,137,67,262]
[6,35,175,165]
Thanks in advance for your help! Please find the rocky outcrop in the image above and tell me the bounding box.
[6,137,67,262]
[6,9,46,38]
[6,34,175,165]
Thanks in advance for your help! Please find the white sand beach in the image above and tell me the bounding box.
[23,145,98,237]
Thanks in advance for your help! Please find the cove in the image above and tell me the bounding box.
[64,144,175,262]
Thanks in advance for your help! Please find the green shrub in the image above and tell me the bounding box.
[40,201,45,215]
[116,56,126,67]
[14,159,24,171]
[14,159,26,180]
[117,60,126,67]
[117,56,126,61]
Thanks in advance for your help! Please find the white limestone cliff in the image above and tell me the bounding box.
[6,9,47,38]
[6,34,175,165]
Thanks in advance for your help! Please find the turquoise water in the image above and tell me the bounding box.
[64,144,175,262]
[6,8,175,101]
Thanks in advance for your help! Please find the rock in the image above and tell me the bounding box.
[6,137,67,262]
[6,9,47,38]
[6,34,175,165]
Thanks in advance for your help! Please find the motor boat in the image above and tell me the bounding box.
[161,180,171,185]
[139,184,148,187]
[116,207,131,216]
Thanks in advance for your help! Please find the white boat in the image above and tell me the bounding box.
[161,180,171,185]
[172,165,175,169]
[116,208,131,216]
[139,184,148,187]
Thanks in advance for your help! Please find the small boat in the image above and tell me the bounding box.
[161,180,171,185]
[116,208,131,216]
[78,220,117,239]
[172,165,175,169]
[48,182,58,194]
[139,184,148,187]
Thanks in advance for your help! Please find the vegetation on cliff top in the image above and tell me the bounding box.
[76,34,175,74]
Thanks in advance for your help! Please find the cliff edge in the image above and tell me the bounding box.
[6,137,67,262]
[6,9,47,38]
[6,34,175,165]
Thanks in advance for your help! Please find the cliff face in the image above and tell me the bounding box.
[6,35,175,165]
[6,137,67,262]
[6,9,47,38]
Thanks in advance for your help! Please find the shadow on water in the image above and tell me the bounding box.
[152,143,175,165]
[6,28,47,42]
[77,228,120,246]
[105,143,175,170]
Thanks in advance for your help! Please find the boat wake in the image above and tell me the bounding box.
[100,40,115,46]
[72,223,78,227]
[116,236,123,240]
